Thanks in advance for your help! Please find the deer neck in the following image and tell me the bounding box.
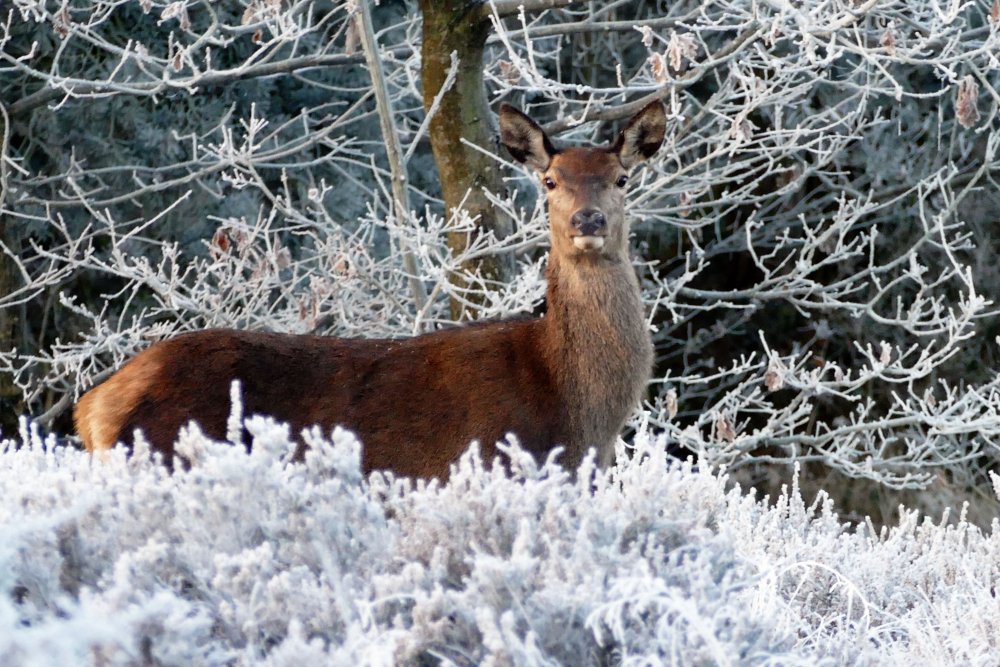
[541,250,653,466]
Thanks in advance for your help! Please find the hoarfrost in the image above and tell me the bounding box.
[0,421,997,664]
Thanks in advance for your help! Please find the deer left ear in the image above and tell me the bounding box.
[499,104,557,173]
[613,101,666,169]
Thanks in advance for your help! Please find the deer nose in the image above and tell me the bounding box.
[571,209,607,236]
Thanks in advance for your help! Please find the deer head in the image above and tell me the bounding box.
[499,101,666,263]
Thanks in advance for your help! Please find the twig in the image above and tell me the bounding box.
[357,2,427,311]
[541,22,763,134]
[8,47,410,118]
[485,15,684,41]
[483,0,579,20]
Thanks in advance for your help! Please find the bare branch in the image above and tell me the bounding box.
[541,23,764,135]
[484,0,579,20]
[8,48,410,117]
[357,3,426,310]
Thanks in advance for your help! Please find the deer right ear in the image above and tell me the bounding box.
[499,104,557,172]
[613,100,666,169]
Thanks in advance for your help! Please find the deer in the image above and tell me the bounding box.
[73,101,666,480]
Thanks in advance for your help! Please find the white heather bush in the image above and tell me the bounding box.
[2,421,999,665]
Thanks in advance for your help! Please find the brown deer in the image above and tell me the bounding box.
[74,101,666,479]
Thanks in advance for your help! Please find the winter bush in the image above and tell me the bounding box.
[2,418,999,665]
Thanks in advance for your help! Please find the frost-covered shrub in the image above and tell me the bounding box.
[2,421,999,665]
[0,420,393,664]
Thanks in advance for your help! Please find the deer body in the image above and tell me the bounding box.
[74,102,666,479]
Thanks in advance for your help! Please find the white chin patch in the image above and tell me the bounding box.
[573,236,605,251]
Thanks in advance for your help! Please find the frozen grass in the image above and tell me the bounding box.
[1,418,998,665]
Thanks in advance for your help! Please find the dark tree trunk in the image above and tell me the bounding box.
[0,218,21,436]
[420,0,514,320]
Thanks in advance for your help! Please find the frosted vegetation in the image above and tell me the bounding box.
[3,0,1000,662]
[3,418,1000,665]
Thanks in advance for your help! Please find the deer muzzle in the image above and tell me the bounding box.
[570,209,607,250]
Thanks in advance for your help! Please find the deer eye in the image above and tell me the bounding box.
[615,175,628,188]
[543,177,557,190]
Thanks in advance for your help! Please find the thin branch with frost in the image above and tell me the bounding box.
[356,2,425,310]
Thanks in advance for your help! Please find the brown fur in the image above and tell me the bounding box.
[74,102,666,479]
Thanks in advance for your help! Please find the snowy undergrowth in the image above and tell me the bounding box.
[1,419,998,666]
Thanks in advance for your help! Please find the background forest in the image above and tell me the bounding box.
[2,1,1000,663]
[4,0,1000,521]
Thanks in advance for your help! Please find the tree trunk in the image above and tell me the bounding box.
[420,0,514,320]
[0,218,21,436]
[0,103,21,434]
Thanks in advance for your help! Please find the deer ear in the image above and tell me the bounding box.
[613,101,666,169]
[499,104,557,172]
